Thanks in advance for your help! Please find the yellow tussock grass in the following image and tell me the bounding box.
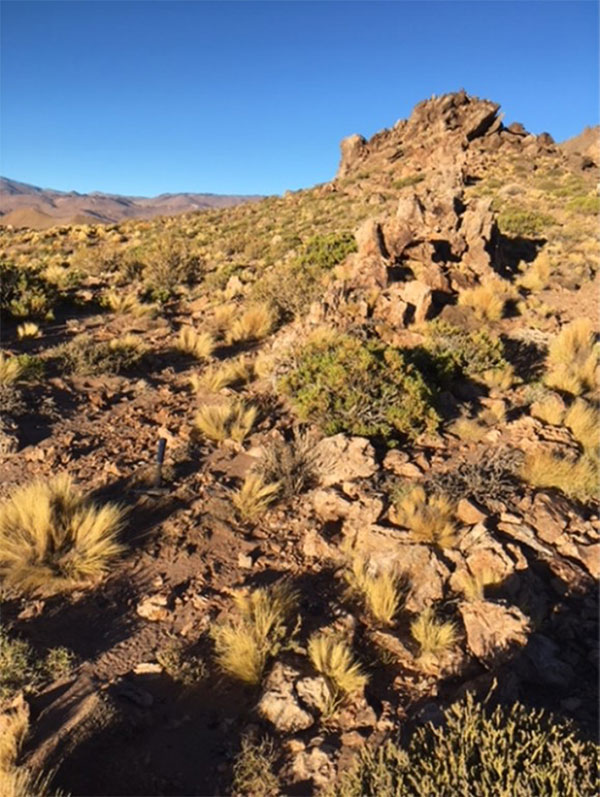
[177,326,215,360]
[0,354,24,385]
[103,291,155,317]
[458,279,512,322]
[530,393,566,426]
[16,323,41,340]
[345,556,403,626]
[193,399,257,443]
[564,399,600,457]
[212,582,298,685]
[308,633,368,695]
[392,486,457,548]
[545,318,598,396]
[0,475,126,596]
[232,474,279,521]
[520,451,598,503]
[226,303,274,344]
[410,607,458,657]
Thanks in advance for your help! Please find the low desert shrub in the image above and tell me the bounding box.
[545,318,598,396]
[231,474,279,522]
[308,633,368,696]
[0,260,58,320]
[497,205,556,237]
[391,486,457,548]
[420,321,508,383]
[329,692,599,797]
[344,557,404,626]
[53,333,146,375]
[141,233,203,300]
[231,735,280,797]
[193,399,257,443]
[212,582,298,685]
[0,475,126,596]
[280,333,439,442]
[156,641,207,685]
[567,195,600,215]
[257,429,319,498]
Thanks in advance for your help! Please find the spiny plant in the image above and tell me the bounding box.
[193,399,257,443]
[344,556,404,626]
[545,318,598,396]
[308,632,368,696]
[0,475,126,596]
[391,486,457,548]
[231,473,280,522]
[256,429,319,498]
[231,735,280,797]
[410,607,458,659]
[211,582,298,685]
[177,326,215,360]
[226,302,274,345]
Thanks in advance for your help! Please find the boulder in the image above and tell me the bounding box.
[315,435,378,487]
[258,663,315,733]
[337,134,367,178]
[399,280,433,324]
[460,600,530,664]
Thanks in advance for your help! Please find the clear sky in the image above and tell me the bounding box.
[1,0,598,196]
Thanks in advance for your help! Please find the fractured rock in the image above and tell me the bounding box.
[315,434,377,486]
[258,663,315,733]
[460,600,530,665]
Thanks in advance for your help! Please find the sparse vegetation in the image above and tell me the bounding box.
[156,641,207,685]
[530,391,566,425]
[420,321,509,382]
[497,205,555,237]
[391,486,457,548]
[0,475,126,595]
[231,473,279,521]
[226,303,274,345]
[16,322,41,340]
[520,451,598,503]
[257,429,319,498]
[410,607,458,659]
[232,735,280,797]
[177,326,215,360]
[564,399,600,457]
[53,333,147,375]
[458,278,513,322]
[0,260,58,320]
[212,582,298,685]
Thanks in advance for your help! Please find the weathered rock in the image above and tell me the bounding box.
[460,600,530,664]
[337,133,367,178]
[372,285,409,329]
[258,663,315,733]
[355,218,388,260]
[290,744,336,789]
[295,676,331,713]
[456,498,488,526]
[517,633,575,688]
[461,198,495,274]
[315,435,377,487]
[399,280,433,324]
[136,594,169,622]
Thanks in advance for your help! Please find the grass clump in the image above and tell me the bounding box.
[308,633,368,696]
[391,486,457,548]
[193,399,257,443]
[410,607,458,659]
[392,174,425,190]
[458,279,512,322]
[0,628,39,699]
[280,332,439,442]
[530,392,566,425]
[176,326,215,360]
[0,475,125,596]
[232,735,280,797]
[231,474,279,522]
[545,318,598,396]
[564,399,600,457]
[520,451,598,503]
[101,290,155,317]
[567,195,600,215]
[212,582,298,685]
[0,353,25,385]
[344,557,403,626]
[225,303,274,345]
[329,692,599,797]
[191,356,254,393]
[517,251,552,291]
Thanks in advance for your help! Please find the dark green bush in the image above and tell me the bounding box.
[421,321,508,382]
[279,333,439,441]
[53,334,146,376]
[497,206,556,237]
[329,692,599,797]
[567,195,600,215]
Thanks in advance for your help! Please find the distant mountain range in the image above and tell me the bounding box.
[0,177,262,229]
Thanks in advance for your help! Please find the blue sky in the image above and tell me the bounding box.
[1,1,598,196]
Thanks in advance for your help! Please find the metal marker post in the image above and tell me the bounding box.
[154,437,167,488]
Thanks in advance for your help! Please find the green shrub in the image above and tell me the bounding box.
[296,232,357,271]
[392,174,425,190]
[567,195,600,215]
[420,321,508,382]
[497,206,556,237]
[329,692,599,797]
[0,260,58,320]
[279,333,439,441]
[141,233,204,300]
[53,333,146,376]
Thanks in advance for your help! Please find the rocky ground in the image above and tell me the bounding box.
[0,91,598,795]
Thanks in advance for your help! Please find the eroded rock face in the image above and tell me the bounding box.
[258,663,315,733]
[337,133,367,178]
[460,600,530,665]
[315,435,378,487]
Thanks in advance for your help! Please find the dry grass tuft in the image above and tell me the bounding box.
[177,326,215,360]
[212,582,298,685]
[0,354,24,385]
[231,474,280,522]
[16,323,41,340]
[410,607,458,658]
[0,475,126,596]
[454,568,499,601]
[391,486,457,548]
[545,318,598,396]
[564,399,600,457]
[345,556,403,626]
[102,291,155,317]
[193,399,257,443]
[191,356,254,393]
[458,279,513,322]
[530,393,566,426]
[211,303,238,334]
[517,252,552,292]
[308,633,368,696]
[520,451,598,503]
[257,429,319,498]
[226,303,274,344]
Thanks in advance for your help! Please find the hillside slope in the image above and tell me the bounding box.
[0,92,598,796]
